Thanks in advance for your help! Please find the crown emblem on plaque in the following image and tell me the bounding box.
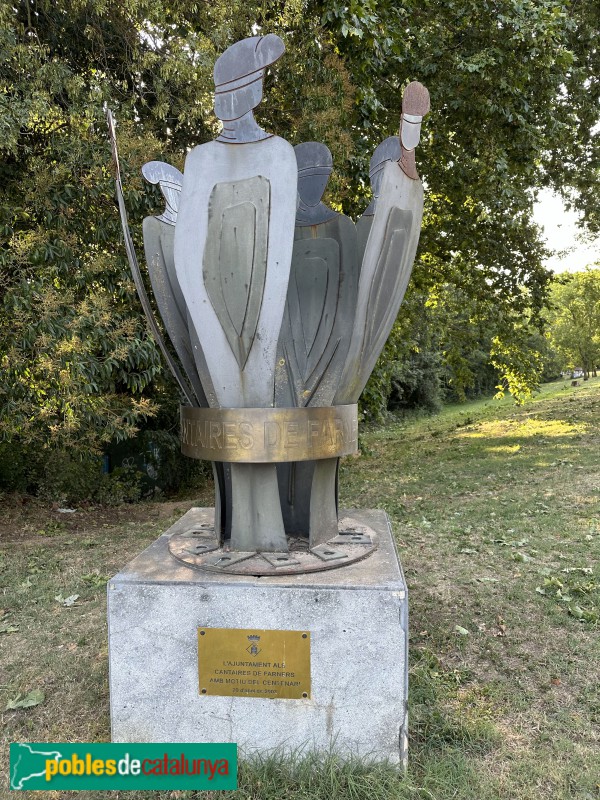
[246,635,261,656]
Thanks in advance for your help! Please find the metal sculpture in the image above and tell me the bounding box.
[108,35,430,576]
[357,136,401,269]
[174,34,298,555]
[275,142,359,546]
[335,81,430,404]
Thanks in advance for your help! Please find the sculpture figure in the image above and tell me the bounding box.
[174,35,298,553]
[335,81,430,405]
[357,137,402,269]
[275,142,358,542]
[108,37,430,575]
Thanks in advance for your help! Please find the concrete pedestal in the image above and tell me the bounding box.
[108,508,408,764]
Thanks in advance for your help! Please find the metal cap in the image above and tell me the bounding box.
[369,136,401,178]
[214,34,285,93]
[295,141,333,176]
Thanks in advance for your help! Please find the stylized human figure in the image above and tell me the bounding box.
[141,162,208,408]
[356,137,401,269]
[174,35,298,552]
[335,81,430,406]
[141,162,233,537]
[275,142,358,542]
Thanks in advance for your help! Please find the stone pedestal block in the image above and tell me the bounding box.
[108,508,408,764]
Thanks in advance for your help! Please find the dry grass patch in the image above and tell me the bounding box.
[1,379,599,799]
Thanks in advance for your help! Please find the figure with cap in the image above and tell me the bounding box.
[275,141,359,545]
[140,161,235,539]
[334,80,430,406]
[174,35,298,553]
[357,137,401,268]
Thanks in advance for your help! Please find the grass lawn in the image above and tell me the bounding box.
[1,377,599,799]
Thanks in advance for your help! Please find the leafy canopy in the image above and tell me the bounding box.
[1,0,598,459]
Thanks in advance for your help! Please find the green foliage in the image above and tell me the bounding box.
[0,442,143,504]
[1,0,599,491]
[547,267,600,376]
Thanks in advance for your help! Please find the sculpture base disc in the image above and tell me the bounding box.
[167,508,378,576]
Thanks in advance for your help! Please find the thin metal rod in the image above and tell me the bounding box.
[105,107,196,406]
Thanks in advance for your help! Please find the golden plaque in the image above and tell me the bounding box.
[198,628,311,699]
[181,404,358,463]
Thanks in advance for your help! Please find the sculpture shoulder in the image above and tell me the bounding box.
[334,212,357,237]
[184,136,296,171]
[379,160,424,203]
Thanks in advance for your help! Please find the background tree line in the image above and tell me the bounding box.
[0,0,598,499]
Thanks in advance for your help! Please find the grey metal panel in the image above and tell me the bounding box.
[142,217,207,407]
[230,463,288,552]
[141,161,183,226]
[274,147,360,544]
[203,176,270,369]
[335,160,424,404]
[361,137,401,218]
[187,312,219,410]
[214,35,285,91]
[105,108,196,407]
[294,141,337,226]
[175,37,298,552]
[213,36,285,143]
[364,207,413,353]
[175,136,297,408]
[356,215,373,275]
[276,215,359,410]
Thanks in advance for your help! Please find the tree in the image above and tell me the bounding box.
[548,268,600,377]
[1,0,599,484]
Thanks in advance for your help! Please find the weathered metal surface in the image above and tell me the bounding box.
[311,544,348,562]
[361,136,402,218]
[174,35,297,553]
[180,404,358,462]
[141,161,183,226]
[142,217,207,407]
[167,513,378,576]
[175,135,297,407]
[105,108,196,406]
[334,83,429,406]
[214,35,285,144]
[357,137,402,269]
[334,164,423,403]
[197,628,311,700]
[203,176,270,369]
[275,142,359,546]
[110,38,430,566]
[294,142,337,227]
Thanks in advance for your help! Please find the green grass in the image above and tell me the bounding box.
[1,378,599,799]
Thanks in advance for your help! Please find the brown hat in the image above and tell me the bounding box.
[214,34,285,93]
[402,81,430,116]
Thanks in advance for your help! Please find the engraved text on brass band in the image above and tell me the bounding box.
[181,405,358,462]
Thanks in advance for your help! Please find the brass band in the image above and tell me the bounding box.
[181,404,358,463]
